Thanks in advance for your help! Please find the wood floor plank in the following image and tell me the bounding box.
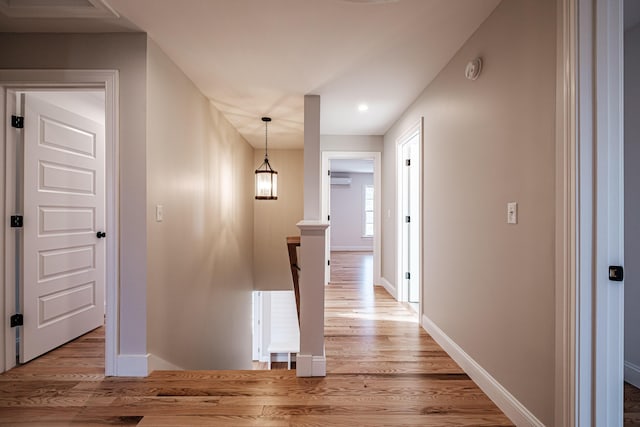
[0,251,517,426]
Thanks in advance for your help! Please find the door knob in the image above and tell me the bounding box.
[96,231,106,239]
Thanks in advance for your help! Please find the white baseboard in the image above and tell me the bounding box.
[116,353,149,377]
[625,360,640,389]
[377,277,397,299]
[331,246,373,252]
[421,315,544,427]
[296,353,326,377]
[149,353,184,372]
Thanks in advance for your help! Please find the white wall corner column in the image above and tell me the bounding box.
[303,95,321,220]
[296,221,329,377]
[297,94,327,377]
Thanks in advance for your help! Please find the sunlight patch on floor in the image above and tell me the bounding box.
[333,311,418,324]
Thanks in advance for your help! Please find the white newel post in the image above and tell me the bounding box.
[296,94,328,377]
[296,221,329,376]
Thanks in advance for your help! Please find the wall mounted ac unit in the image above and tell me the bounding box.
[331,177,352,186]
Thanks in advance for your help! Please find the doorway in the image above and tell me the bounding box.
[396,120,422,312]
[321,151,381,286]
[329,159,374,252]
[0,70,118,376]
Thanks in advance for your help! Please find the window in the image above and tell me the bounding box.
[363,184,374,237]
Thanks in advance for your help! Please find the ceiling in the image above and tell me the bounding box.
[0,0,502,148]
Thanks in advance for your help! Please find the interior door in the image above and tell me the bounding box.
[324,164,331,284]
[20,93,105,363]
[406,141,420,303]
[399,133,420,303]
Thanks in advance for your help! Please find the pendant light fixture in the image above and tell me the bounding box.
[255,117,278,200]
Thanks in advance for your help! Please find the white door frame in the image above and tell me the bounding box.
[321,151,381,284]
[556,0,624,425]
[395,119,423,311]
[0,70,119,376]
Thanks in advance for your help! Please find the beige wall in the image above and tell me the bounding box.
[625,22,640,385]
[0,33,148,356]
[253,149,304,291]
[330,173,374,250]
[146,40,254,370]
[320,135,383,152]
[382,0,556,423]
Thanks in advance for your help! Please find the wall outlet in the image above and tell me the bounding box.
[156,205,163,222]
[507,202,517,224]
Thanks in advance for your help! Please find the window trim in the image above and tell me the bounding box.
[362,183,374,238]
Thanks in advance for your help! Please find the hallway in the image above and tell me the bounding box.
[0,252,512,426]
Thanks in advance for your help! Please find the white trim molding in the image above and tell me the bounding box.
[422,315,544,427]
[116,354,149,377]
[149,353,184,372]
[331,246,373,252]
[296,353,326,377]
[395,118,423,315]
[297,221,329,378]
[556,0,626,424]
[625,361,640,390]
[555,0,578,425]
[377,277,397,300]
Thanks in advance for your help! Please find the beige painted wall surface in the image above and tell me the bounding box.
[625,23,640,381]
[146,40,254,370]
[382,0,556,423]
[0,33,148,356]
[253,149,304,291]
[320,135,383,152]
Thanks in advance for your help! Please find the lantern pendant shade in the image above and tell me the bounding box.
[255,117,278,200]
[255,158,278,200]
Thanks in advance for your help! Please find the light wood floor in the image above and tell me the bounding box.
[627,382,640,426]
[0,251,513,426]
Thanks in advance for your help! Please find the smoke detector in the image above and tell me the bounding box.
[465,58,483,81]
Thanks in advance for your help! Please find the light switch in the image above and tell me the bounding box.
[507,202,517,224]
[156,205,163,222]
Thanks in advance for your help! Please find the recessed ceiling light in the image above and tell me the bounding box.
[358,104,369,112]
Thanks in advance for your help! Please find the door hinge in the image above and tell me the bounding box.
[328,260,331,266]
[328,215,330,221]
[328,170,331,176]
[10,314,23,327]
[10,215,23,228]
[11,115,24,129]
[609,265,624,282]
[405,272,411,280]
[406,159,411,166]
[405,216,411,223]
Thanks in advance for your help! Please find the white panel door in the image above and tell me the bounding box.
[406,141,420,303]
[401,136,420,303]
[20,94,105,363]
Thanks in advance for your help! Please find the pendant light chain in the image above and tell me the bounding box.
[264,119,269,160]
